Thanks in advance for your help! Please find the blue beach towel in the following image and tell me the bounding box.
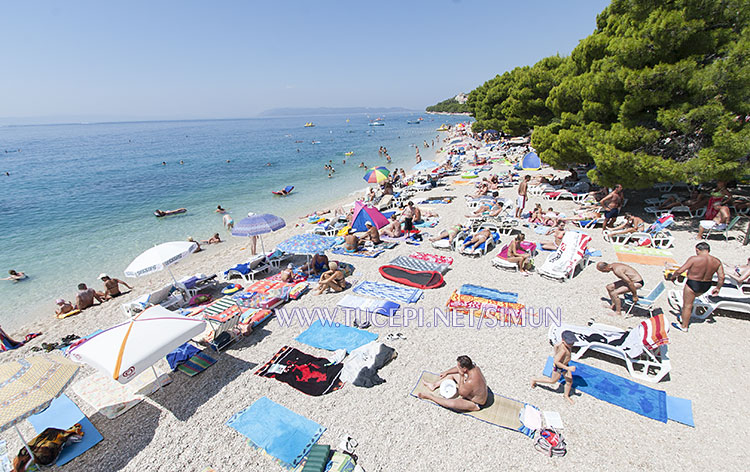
[459,284,518,303]
[296,320,378,352]
[330,247,384,258]
[227,397,325,468]
[28,394,103,467]
[166,342,201,370]
[542,357,692,424]
[352,280,424,303]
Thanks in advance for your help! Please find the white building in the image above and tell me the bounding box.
[455,93,468,104]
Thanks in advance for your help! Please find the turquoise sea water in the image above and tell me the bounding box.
[0,113,468,329]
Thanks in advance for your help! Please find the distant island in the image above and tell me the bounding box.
[258,107,417,117]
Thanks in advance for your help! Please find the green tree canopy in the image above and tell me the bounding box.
[469,0,750,188]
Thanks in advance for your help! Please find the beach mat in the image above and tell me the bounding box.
[296,320,378,353]
[71,368,171,419]
[409,252,453,266]
[541,357,692,425]
[612,244,674,257]
[458,284,518,303]
[614,252,677,266]
[389,255,449,274]
[177,350,217,376]
[336,294,400,317]
[379,265,444,289]
[28,394,103,466]
[227,397,325,469]
[352,280,423,303]
[255,346,344,396]
[330,247,384,258]
[410,372,535,437]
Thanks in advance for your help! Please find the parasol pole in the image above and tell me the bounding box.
[14,424,36,464]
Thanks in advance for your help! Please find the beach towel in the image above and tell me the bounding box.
[71,368,171,419]
[352,280,424,303]
[389,255,449,274]
[296,320,378,353]
[27,394,103,467]
[415,218,439,228]
[166,342,201,370]
[411,372,538,437]
[336,294,400,317]
[641,313,670,350]
[534,225,551,234]
[497,241,536,259]
[376,241,399,250]
[458,284,518,303]
[614,253,677,266]
[177,350,217,376]
[409,252,453,265]
[340,341,396,387]
[330,247,384,258]
[446,290,525,325]
[612,244,674,257]
[544,231,591,276]
[227,397,325,469]
[255,346,344,396]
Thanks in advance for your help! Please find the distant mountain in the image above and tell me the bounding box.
[258,107,418,117]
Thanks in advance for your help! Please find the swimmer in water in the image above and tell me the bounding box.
[216,205,226,213]
[2,270,27,281]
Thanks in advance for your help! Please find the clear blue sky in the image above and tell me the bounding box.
[1,0,610,123]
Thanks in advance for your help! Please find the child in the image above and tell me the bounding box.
[530,330,577,405]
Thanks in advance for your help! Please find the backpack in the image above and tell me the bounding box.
[534,428,567,457]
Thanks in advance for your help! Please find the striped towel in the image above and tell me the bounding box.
[352,281,423,304]
[641,314,669,350]
[202,297,240,322]
[331,247,384,258]
[177,351,217,376]
[389,255,449,274]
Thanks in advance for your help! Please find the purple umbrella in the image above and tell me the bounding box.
[231,213,286,255]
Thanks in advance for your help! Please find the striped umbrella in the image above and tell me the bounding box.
[0,354,80,460]
[363,166,390,184]
[231,213,286,256]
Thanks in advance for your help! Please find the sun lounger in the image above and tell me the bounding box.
[622,281,666,316]
[543,190,588,202]
[121,283,187,317]
[458,224,500,257]
[548,314,671,383]
[603,214,675,248]
[700,215,741,241]
[537,231,591,282]
[176,273,217,298]
[431,229,468,252]
[668,286,750,320]
[644,205,705,218]
[492,241,537,272]
[224,254,271,282]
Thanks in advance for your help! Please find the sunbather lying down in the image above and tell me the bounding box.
[463,228,491,251]
[418,355,488,412]
[429,224,464,244]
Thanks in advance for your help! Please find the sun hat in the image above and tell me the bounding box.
[365,221,373,226]
[55,299,65,305]
[439,379,458,399]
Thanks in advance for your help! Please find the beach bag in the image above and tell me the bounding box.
[534,428,567,457]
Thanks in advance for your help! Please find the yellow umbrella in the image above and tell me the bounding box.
[0,354,80,460]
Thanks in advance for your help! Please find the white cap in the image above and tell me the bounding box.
[98,273,109,279]
[247,212,256,217]
[365,221,373,226]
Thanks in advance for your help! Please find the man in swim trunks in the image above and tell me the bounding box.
[315,262,347,295]
[515,175,530,217]
[75,283,104,310]
[381,215,403,238]
[596,262,644,316]
[542,222,566,251]
[401,202,415,232]
[600,185,624,230]
[429,224,464,244]
[418,355,489,412]
[667,241,724,332]
[360,221,381,244]
[99,274,133,300]
[301,253,329,275]
[531,330,577,405]
[462,228,492,251]
[605,213,645,238]
[345,228,360,252]
[696,200,731,239]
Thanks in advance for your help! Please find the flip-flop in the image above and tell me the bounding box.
[671,322,688,333]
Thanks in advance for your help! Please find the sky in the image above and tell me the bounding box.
[0,0,611,123]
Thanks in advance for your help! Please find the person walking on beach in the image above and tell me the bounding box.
[515,175,530,218]
[600,185,624,230]
[667,242,724,332]
[99,274,133,300]
[595,262,644,316]
[531,330,577,405]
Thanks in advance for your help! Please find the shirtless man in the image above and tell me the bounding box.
[75,283,104,310]
[667,242,724,332]
[301,253,329,275]
[507,233,532,275]
[401,202,415,232]
[606,213,645,238]
[531,330,577,405]
[542,222,566,251]
[469,199,503,217]
[600,185,624,230]
[595,262,644,316]
[418,355,489,412]
[344,229,360,252]
[279,264,295,283]
[412,203,422,224]
[462,228,492,251]
[315,262,346,295]
[360,221,381,244]
[696,201,731,239]
[515,175,530,218]
[381,215,403,238]
[99,274,133,300]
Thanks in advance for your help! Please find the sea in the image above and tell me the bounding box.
[0,113,469,330]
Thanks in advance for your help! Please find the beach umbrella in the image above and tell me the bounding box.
[232,213,286,256]
[68,305,207,385]
[124,241,198,283]
[363,166,390,184]
[412,160,439,172]
[277,233,337,256]
[0,354,80,460]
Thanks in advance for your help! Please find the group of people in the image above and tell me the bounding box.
[55,275,133,317]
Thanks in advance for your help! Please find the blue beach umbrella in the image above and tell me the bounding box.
[277,234,337,256]
[231,213,286,256]
[412,160,439,172]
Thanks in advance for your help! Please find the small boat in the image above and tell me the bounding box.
[369,122,385,127]
[437,125,450,131]
[154,208,187,217]
[294,140,304,143]
[311,140,321,144]
[272,185,294,196]
[304,122,315,127]
[407,120,421,124]
[344,151,354,156]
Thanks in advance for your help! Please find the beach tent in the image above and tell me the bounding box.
[517,152,541,170]
[351,200,389,232]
